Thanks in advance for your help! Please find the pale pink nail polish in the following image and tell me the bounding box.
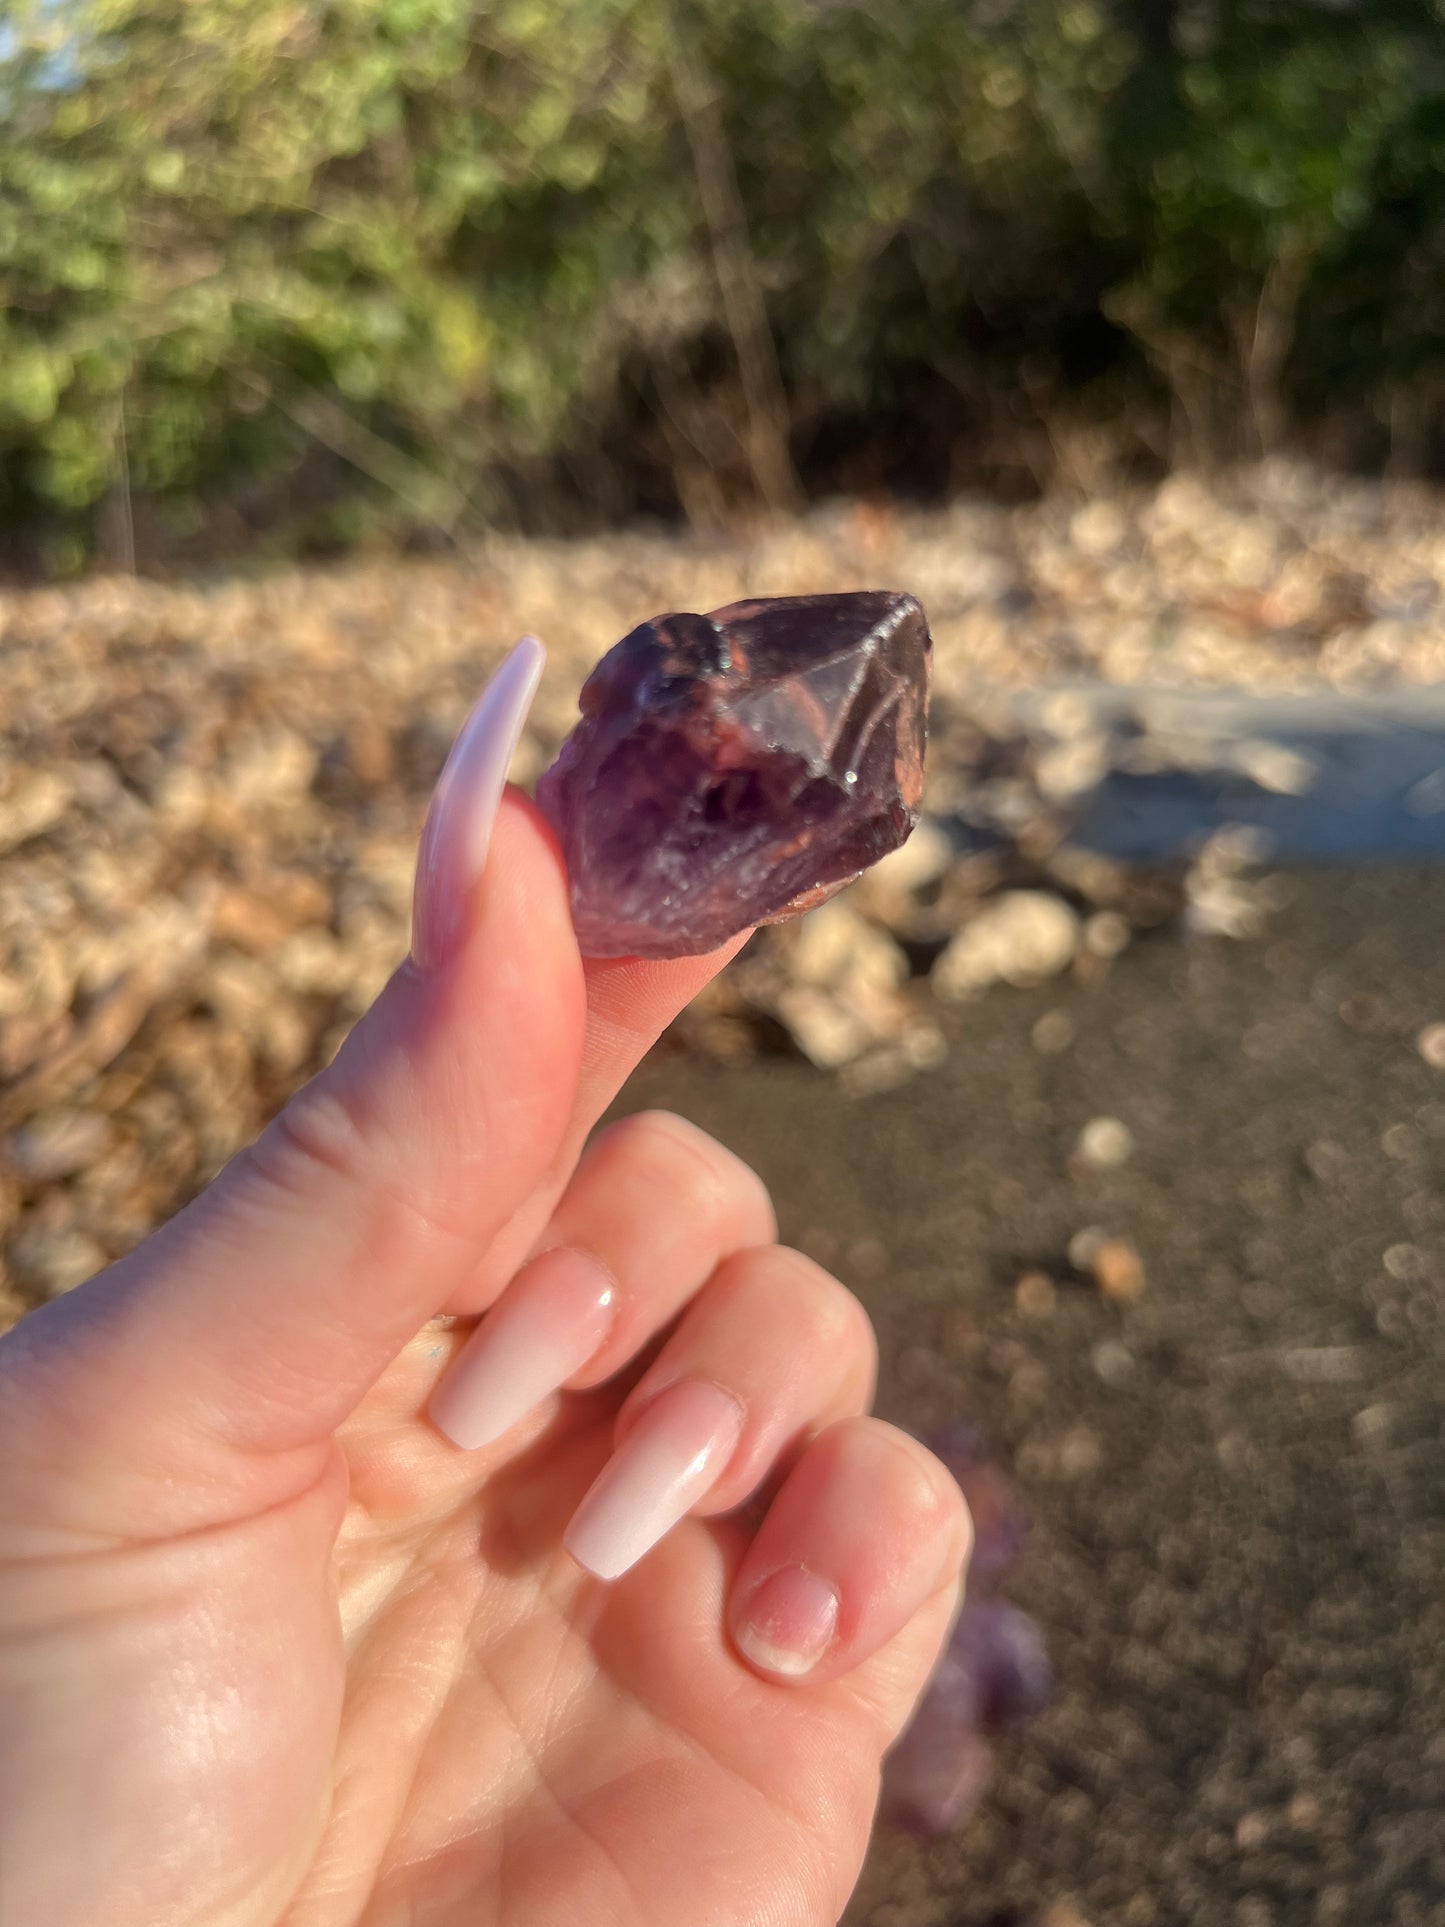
[429,1247,617,1451]
[734,1565,840,1677]
[563,1379,744,1581]
[411,634,545,970]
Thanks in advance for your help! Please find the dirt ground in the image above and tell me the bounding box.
[615,868,1445,1927]
[2,495,1443,1923]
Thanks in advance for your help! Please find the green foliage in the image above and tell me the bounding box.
[0,0,1443,549]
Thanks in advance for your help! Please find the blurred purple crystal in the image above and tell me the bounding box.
[880,1428,1053,1835]
[925,1422,1030,1580]
[537,591,931,959]
[950,1598,1055,1732]
[879,1700,992,1836]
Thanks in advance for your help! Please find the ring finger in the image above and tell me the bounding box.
[562,1242,878,1580]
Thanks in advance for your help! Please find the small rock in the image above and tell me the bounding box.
[274,929,358,997]
[787,901,908,997]
[1071,499,1127,556]
[1016,1269,1056,1318]
[154,765,208,825]
[7,1225,108,1295]
[1304,1139,1350,1184]
[1068,1224,1108,1271]
[1046,847,1128,906]
[1032,1009,1076,1055]
[1351,1402,1394,1448]
[1233,738,1317,796]
[8,1109,114,1183]
[1034,735,1109,803]
[847,1237,887,1280]
[1083,911,1131,959]
[1286,1793,1321,1830]
[775,987,872,1069]
[222,725,320,807]
[1092,1238,1146,1302]
[1075,1116,1135,1170]
[1417,1023,1445,1069]
[1037,1905,1092,1927]
[256,997,315,1074]
[1234,1810,1271,1851]
[868,818,953,894]
[0,769,72,853]
[1057,1424,1103,1477]
[932,892,1080,1000]
[838,1047,916,1098]
[1184,875,1272,941]
[1092,1338,1135,1386]
[1194,824,1275,875]
[1382,1243,1427,1281]
[892,1022,942,1072]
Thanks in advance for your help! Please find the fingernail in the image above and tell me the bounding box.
[734,1566,840,1678]
[563,1379,743,1581]
[411,635,545,970]
[429,1247,617,1451]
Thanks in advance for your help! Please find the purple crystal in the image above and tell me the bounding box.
[924,1423,1030,1581]
[880,1599,1053,1836]
[950,1598,1055,1732]
[536,591,932,959]
[883,1429,1052,1836]
[880,1694,992,1836]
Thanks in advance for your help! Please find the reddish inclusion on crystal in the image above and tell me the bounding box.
[536,590,932,959]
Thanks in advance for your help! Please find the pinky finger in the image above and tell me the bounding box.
[726,1417,971,1697]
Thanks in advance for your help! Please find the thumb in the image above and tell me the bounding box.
[1,639,596,1504]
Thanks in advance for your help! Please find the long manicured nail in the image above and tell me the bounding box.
[563,1379,744,1581]
[734,1565,840,1678]
[411,635,545,970]
[429,1247,617,1451]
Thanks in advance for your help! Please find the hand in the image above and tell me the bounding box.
[0,639,970,1927]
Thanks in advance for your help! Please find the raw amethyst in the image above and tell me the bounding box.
[880,1601,1054,1835]
[879,1700,992,1836]
[536,591,931,959]
[881,1427,1053,1835]
[925,1423,1030,1581]
[949,1598,1055,1732]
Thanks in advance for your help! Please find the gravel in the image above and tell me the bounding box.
[3,460,1445,1321]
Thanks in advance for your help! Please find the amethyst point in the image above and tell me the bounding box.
[537,591,932,959]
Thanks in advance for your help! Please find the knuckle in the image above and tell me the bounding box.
[719,1246,877,1373]
[877,1419,972,1530]
[253,1079,473,1250]
[598,1109,777,1246]
[780,1248,872,1348]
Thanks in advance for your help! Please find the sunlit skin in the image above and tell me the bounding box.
[0,797,969,1927]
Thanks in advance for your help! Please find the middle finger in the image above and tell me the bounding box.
[430,1109,776,1451]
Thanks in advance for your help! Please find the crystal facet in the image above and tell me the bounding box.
[536,591,932,959]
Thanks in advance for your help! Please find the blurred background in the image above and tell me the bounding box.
[2,0,1445,565]
[2,4,1444,1924]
